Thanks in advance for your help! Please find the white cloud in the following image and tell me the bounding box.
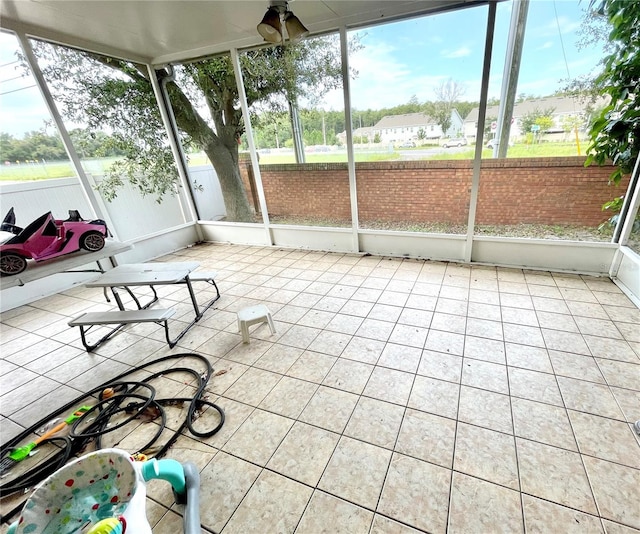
[441,46,472,59]
[537,41,554,50]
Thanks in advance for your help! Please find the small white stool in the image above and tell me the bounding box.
[237,304,276,343]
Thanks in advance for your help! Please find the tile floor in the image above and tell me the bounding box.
[1,243,639,533]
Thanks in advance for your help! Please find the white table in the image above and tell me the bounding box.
[0,240,133,290]
[80,262,220,349]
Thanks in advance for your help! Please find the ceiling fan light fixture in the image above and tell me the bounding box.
[284,12,309,41]
[257,7,283,43]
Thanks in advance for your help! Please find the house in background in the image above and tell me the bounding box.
[373,110,463,143]
[463,95,608,141]
[337,110,464,145]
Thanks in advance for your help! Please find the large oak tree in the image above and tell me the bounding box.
[29,36,347,221]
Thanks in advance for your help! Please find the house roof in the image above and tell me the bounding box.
[464,95,609,123]
[374,113,436,129]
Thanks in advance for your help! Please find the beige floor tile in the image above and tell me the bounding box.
[501,306,539,326]
[417,350,462,382]
[465,317,504,341]
[201,398,254,449]
[223,470,312,534]
[602,520,640,534]
[277,324,322,350]
[322,358,374,394]
[199,451,261,533]
[344,397,405,449]
[517,438,597,514]
[454,422,519,489]
[370,514,426,533]
[340,300,374,318]
[508,367,564,406]
[259,376,318,419]
[318,436,391,510]
[448,472,523,534]
[222,409,293,465]
[362,367,414,405]
[436,297,467,315]
[378,343,422,373]
[266,422,339,486]
[253,344,303,374]
[542,328,591,355]
[274,304,310,324]
[368,303,403,322]
[287,350,337,383]
[378,452,450,533]
[307,330,351,356]
[610,387,640,422]
[522,494,604,533]
[462,358,509,394]
[2,244,639,534]
[340,336,384,364]
[408,375,460,419]
[511,397,577,450]
[568,411,640,468]
[584,335,639,363]
[595,358,640,390]
[398,307,433,328]
[295,491,373,534]
[324,313,364,334]
[467,301,501,321]
[505,343,553,373]
[299,385,359,433]
[504,323,545,347]
[355,318,394,342]
[425,330,465,356]
[394,408,455,467]
[548,350,606,383]
[222,367,282,406]
[388,323,428,348]
[583,456,640,529]
[458,385,513,433]
[557,376,626,420]
[431,312,466,334]
[463,336,505,364]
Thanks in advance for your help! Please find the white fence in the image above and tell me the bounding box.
[0,165,226,241]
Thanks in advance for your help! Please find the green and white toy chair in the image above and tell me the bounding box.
[7,448,200,534]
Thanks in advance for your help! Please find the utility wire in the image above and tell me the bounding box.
[553,0,572,80]
[0,84,36,96]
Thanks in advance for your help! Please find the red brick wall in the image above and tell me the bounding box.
[239,157,628,226]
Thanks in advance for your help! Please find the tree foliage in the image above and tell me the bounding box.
[585,0,640,186]
[519,107,556,134]
[26,34,348,220]
[432,78,466,134]
[0,129,124,162]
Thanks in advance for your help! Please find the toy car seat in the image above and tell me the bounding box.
[7,448,200,534]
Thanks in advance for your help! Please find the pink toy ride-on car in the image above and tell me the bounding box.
[0,208,109,276]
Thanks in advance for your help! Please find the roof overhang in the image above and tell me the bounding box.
[0,0,484,65]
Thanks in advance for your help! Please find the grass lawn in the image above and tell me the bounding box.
[427,142,586,160]
[0,143,586,181]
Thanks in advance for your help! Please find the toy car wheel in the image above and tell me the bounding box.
[0,252,27,276]
[80,231,106,252]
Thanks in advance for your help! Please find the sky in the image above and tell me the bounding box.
[0,0,607,138]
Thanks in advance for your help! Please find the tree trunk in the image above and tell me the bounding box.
[205,142,254,222]
[165,81,254,222]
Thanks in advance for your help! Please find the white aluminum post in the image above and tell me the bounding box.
[230,47,272,245]
[146,65,202,240]
[610,152,640,278]
[15,32,118,239]
[465,2,497,262]
[340,26,360,253]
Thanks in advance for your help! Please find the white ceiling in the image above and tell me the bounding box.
[0,0,479,65]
